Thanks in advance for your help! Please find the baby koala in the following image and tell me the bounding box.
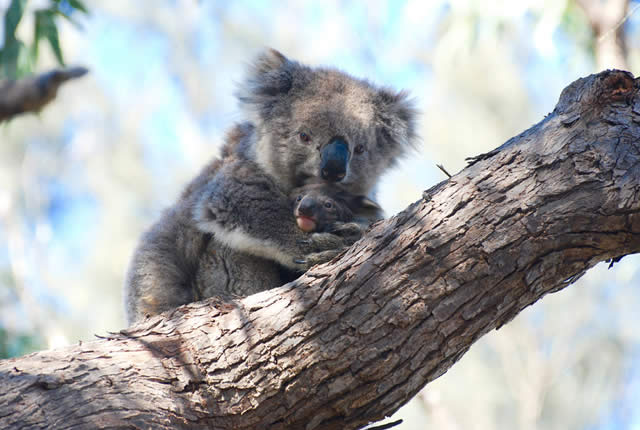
[291,182,383,236]
[289,183,383,267]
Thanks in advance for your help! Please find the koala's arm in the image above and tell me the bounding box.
[194,161,346,270]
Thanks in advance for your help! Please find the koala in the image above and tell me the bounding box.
[124,49,416,324]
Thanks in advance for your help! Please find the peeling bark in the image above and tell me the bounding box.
[1,70,639,429]
[0,67,88,122]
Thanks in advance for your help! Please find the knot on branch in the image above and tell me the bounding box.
[554,70,636,118]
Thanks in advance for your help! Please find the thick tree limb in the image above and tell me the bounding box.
[1,70,639,429]
[0,67,88,122]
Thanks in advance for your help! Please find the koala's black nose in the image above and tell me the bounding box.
[320,137,349,182]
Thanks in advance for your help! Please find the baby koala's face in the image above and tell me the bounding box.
[291,184,355,233]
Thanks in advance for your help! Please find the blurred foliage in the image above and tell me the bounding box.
[0,0,88,79]
[562,1,596,58]
[0,326,43,359]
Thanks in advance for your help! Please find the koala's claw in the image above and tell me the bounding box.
[294,259,308,265]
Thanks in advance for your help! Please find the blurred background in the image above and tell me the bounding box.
[1,0,639,429]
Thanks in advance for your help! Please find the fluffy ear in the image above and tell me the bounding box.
[374,89,418,157]
[252,48,288,76]
[236,48,295,119]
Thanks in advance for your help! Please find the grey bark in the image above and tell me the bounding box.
[1,70,639,429]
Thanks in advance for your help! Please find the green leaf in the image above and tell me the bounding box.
[3,0,27,44]
[68,0,89,14]
[0,0,28,78]
[45,22,65,66]
[0,38,29,78]
[32,9,42,62]
[16,40,34,77]
[33,10,65,66]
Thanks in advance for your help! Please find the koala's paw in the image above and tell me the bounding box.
[309,231,346,251]
[329,222,364,245]
[294,249,344,270]
[293,231,348,270]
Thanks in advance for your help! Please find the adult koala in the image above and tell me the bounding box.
[124,49,416,324]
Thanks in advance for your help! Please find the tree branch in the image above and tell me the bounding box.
[1,70,639,429]
[0,66,88,122]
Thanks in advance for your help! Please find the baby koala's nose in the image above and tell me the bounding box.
[297,199,316,218]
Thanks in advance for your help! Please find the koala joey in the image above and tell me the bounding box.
[292,182,382,233]
[124,48,416,324]
[290,182,383,264]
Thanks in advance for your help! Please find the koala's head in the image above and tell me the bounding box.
[291,183,381,233]
[237,49,417,195]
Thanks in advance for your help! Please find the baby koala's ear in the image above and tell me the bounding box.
[357,196,382,211]
[351,195,384,223]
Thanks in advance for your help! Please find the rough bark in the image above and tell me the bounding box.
[0,66,88,122]
[1,70,639,429]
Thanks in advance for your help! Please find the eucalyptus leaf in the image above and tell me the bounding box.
[3,0,27,44]
[33,10,65,67]
[68,0,89,14]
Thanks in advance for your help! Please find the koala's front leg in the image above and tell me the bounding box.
[194,161,348,270]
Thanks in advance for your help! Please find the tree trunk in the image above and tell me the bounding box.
[576,0,630,70]
[1,70,639,429]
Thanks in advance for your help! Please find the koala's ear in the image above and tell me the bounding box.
[374,89,418,156]
[236,48,295,119]
[252,49,288,76]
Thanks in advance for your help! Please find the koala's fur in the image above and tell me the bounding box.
[124,49,416,324]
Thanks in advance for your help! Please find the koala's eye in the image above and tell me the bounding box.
[324,201,333,209]
[296,195,303,202]
[355,144,365,154]
[299,132,311,143]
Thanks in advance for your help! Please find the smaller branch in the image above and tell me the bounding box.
[595,1,639,44]
[436,163,453,178]
[0,66,88,122]
[364,419,403,430]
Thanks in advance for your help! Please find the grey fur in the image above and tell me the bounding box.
[124,49,416,324]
